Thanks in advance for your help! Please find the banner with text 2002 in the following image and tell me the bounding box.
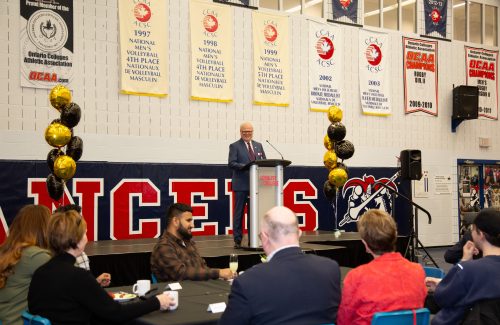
[190,0,233,102]
[119,1,168,97]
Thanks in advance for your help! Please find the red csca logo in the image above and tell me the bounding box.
[29,71,58,82]
[264,25,278,42]
[316,36,334,60]
[134,3,152,23]
[365,44,382,66]
[203,14,218,33]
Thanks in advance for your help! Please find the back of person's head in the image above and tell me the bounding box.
[262,206,300,244]
[49,210,87,255]
[53,204,82,214]
[473,208,500,247]
[165,203,193,227]
[357,209,397,255]
[0,204,51,288]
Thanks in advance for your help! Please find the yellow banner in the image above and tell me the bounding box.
[190,0,233,102]
[119,1,168,97]
[252,11,290,107]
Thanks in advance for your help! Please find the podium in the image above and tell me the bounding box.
[245,159,291,249]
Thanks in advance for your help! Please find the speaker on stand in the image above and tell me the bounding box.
[400,149,422,181]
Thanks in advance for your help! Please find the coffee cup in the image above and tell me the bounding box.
[132,279,151,296]
[164,290,179,310]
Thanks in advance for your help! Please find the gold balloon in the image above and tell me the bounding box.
[49,85,72,111]
[327,105,343,123]
[53,155,76,180]
[328,167,348,188]
[323,150,337,170]
[323,135,334,150]
[45,122,72,148]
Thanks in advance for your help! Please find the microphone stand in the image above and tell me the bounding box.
[374,182,438,268]
[266,140,284,160]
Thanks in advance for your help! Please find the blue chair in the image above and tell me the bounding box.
[151,273,158,284]
[21,311,51,325]
[423,266,446,279]
[371,308,430,325]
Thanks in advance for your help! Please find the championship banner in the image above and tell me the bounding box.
[403,37,438,116]
[332,0,358,23]
[190,0,233,102]
[20,0,74,88]
[308,20,343,112]
[359,29,391,116]
[252,11,290,106]
[466,47,499,120]
[424,0,447,38]
[119,1,168,97]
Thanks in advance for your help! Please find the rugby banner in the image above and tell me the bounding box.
[309,20,344,112]
[403,37,438,116]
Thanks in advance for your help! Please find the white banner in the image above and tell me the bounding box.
[20,0,74,88]
[465,47,498,120]
[119,1,168,97]
[190,0,233,102]
[403,37,438,116]
[252,11,290,107]
[358,29,391,116]
[308,21,344,112]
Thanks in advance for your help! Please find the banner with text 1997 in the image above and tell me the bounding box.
[403,37,438,116]
[359,29,391,116]
[465,47,498,120]
[253,11,290,107]
[190,0,233,102]
[119,1,168,97]
[20,0,74,88]
[308,20,343,112]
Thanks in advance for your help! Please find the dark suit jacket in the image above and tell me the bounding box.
[228,139,266,192]
[219,247,341,325]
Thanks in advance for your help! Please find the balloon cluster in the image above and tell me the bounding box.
[322,105,355,201]
[45,85,83,201]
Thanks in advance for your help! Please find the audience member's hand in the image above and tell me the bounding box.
[462,240,479,261]
[219,268,235,280]
[156,293,175,311]
[97,273,111,287]
[425,277,441,292]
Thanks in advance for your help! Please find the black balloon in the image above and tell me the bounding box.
[327,122,346,142]
[46,173,64,200]
[51,118,62,125]
[61,103,81,128]
[66,136,83,161]
[335,140,355,160]
[47,149,63,172]
[323,180,337,201]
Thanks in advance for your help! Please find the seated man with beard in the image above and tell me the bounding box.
[151,203,234,281]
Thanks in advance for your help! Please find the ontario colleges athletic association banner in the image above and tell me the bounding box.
[190,0,233,102]
[119,1,168,97]
[359,29,391,116]
[253,11,290,106]
[403,37,438,116]
[308,20,343,112]
[465,47,499,120]
[20,0,74,88]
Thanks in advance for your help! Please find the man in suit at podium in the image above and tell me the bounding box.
[228,122,266,249]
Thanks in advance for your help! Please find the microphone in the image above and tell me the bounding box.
[266,140,284,160]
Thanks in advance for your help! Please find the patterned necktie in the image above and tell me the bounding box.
[247,142,256,161]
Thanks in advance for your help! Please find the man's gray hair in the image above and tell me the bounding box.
[263,211,299,242]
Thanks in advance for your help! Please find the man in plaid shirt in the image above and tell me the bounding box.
[151,203,234,281]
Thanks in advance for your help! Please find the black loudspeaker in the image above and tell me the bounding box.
[453,86,479,119]
[400,150,422,180]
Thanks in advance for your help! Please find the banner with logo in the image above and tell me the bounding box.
[403,37,438,116]
[332,0,358,23]
[20,0,74,88]
[190,0,233,102]
[252,11,290,106]
[424,0,447,38]
[358,29,391,116]
[119,1,168,97]
[465,47,499,120]
[308,20,343,112]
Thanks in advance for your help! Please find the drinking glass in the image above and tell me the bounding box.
[229,254,238,273]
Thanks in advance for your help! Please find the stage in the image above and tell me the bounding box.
[86,231,410,286]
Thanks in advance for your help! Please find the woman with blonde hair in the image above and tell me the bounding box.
[28,209,174,324]
[0,205,51,325]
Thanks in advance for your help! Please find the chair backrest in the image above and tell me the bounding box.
[462,298,500,325]
[371,308,430,325]
[423,266,445,279]
[151,273,158,284]
[21,311,51,325]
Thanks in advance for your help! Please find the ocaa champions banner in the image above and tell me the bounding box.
[0,161,412,243]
